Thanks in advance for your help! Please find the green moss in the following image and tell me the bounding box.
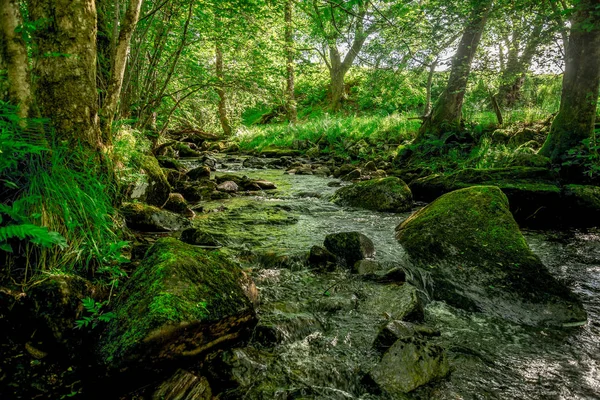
[397,186,532,268]
[138,155,171,207]
[332,177,413,212]
[99,238,251,365]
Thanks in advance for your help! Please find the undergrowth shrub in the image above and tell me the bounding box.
[0,101,125,284]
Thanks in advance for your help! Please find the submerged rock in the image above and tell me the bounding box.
[308,245,337,271]
[373,320,440,354]
[332,177,413,212]
[396,186,587,326]
[369,334,450,394]
[180,228,223,247]
[353,259,381,275]
[152,369,212,400]
[98,238,257,369]
[324,232,375,267]
[122,202,191,231]
[362,283,424,322]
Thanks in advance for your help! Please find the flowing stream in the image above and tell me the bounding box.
[182,156,600,399]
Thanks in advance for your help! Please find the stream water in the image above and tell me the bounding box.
[183,156,600,399]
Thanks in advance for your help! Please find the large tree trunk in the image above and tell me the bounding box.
[418,0,492,139]
[101,0,143,143]
[0,0,33,119]
[215,42,232,137]
[540,0,600,164]
[28,0,101,148]
[284,0,297,124]
[328,47,347,112]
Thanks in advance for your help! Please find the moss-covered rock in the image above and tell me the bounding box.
[162,193,191,215]
[152,369,212,400]
[562,185,600,226]
[98,238,257,369]
[323,232,375,268]
[156,156,185,171]
[362,283,424,322]
[27,274,100,349]
[187,166,211,181]
[409,167,562,227]
[129,155,171,207]
[369,334,450,394]
[122,202,191,232]
[396,186,586,326]
[332,177,413,212]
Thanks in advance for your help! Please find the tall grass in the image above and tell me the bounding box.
[235,113,422,155]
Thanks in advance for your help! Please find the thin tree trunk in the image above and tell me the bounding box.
[28,0,101,148]
[497,22,544,108]
[490,93,503,125]
[418,0,492,139]
[284,0,297,123]
[540,0,600,164]
[0,0,33,119]
[423,58,438,117]
[101,0,144,143]
[328,47,346,112]
[216,42,231,137]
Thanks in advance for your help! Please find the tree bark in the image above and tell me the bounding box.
[101,0,143,143]
[28,0,101,148]
[540,0,600,164]
[423,58,438,117]
[497,22,544,108]
[216,42,231,137]
[418,0,492,139]
[0,0,33,119]
[284,0,297,124]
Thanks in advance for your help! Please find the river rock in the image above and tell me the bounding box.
[363,283,423,322]
[122,202,191,231]
[308,245,337,271]
[98,238,257,369]
[162,193,191,215]
[180,228,223,247]
[369,335,450,394]
[187,166,211,180]
[246,179,277,190]
[26,274,99,350]
[174,180,216,202]
[373,320,440,354]
[562,184,600,227]
[201,155,218,170]
[396,186,587,326]
[353,259,381,275]
[129,155,171,207]
[152,369,212,400]
[340,169,361,181]
[243,157,268,169]
[324,232,375,267]
[332,177,413,212]
[217,181,239,193]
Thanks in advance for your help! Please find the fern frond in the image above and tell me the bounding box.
[0,224,67,249]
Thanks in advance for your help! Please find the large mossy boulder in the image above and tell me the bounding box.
[396,186,586,326]
[408,167,562,226]
[98,238,257,369]
[332,177,413,212]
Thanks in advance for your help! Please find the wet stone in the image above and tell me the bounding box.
[152,369,212,400]
[324,232,375,268]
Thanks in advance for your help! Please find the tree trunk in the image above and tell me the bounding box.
[101,0,143,143]
[216,42,231,137]
[284,0,297,124]
[423,58,438,117]
[28,0,101,148]
[497,22,544,108]
[418,0,492,139]
[0,0,33,119]
[540,0,600,164]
